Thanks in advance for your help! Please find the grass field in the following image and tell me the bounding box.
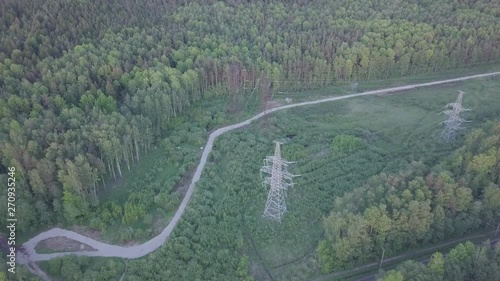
[202,76,500,281]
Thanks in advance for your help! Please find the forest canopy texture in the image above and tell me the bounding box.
[1,0,500,240]
[378,241,500,281]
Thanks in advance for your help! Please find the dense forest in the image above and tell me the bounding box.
[378,241,500,281]
[1,0,499,236]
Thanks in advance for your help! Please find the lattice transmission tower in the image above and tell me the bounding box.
[440,90,470,142]
[260,141,299,223]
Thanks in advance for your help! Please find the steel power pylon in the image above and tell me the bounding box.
[441,90,470,142]
[260,141,299,223]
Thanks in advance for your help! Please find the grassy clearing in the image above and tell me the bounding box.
[204,76,500,281]
[35,237,97,254]
[99,146,171,203]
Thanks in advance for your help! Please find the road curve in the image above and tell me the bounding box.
[19,71,500,264]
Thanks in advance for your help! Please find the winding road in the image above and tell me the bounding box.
[18,72,500,269]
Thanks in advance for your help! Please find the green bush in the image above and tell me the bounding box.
[331,134,365,154]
